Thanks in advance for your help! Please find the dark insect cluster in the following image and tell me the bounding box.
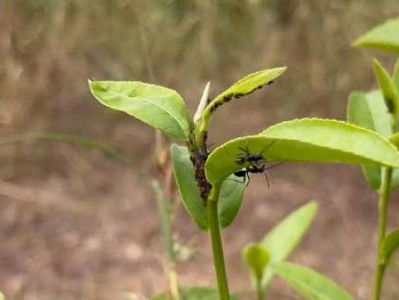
[232,143,280,187]
[209,80,274,114]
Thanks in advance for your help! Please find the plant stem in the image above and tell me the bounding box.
[207,185,230,300]
[372,167,392,300]
[152,180,180,300]
[256,277,264,300]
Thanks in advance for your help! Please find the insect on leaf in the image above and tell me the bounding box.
[205,118,399,184]
[171,145,245,230]
[210,67,287,106]
[89,80,192,139]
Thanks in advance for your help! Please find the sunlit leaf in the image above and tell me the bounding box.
[89,80,192,139]
[353,18,399,53]
[272,262,354,300]
[380,228,399,265]
[171,145,246,230]
[205,118,399,184]
[261,201,318,288]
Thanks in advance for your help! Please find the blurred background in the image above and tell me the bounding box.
[1,0,399,299]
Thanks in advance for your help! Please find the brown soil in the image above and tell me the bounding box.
[1,149,399,300]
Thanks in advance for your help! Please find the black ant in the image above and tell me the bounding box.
[234,163,282,187]
[234,141,275,166]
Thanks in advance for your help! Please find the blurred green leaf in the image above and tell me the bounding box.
[347,90,397,190]
[89,80,192,139]
[380,228,399,265]
[394,58,399,91]
[171,145,246,230]
[372,59,399,119]
[211,67,287,106]
[151,286,238,300]
[205,118,399,184]
[0,292,4,300]
[261,201,318,288]
[272,262,354,300]
[242,243,270,280]
[353,18,399,53]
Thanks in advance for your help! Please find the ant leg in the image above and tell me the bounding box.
[263,170,271,188]
[245,173,251,187]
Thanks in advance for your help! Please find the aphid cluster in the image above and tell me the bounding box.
[209,80,274,114]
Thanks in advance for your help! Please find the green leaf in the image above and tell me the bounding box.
[242,243,270,280]
[171,144,207,230]
[347,90,392,137]
[272,262,354,300]
[347,90,394,190]
[171,145,246,230]
[372,59,399,119]
[151,286,238,300]
[0,292,4,300]
[380,228,399,265]
[205,118,399,184]
[211,67,286,105]
[261,201,318,288]
[89,80,192,139]
[352,18,399,53]
[218,175,246,228]
[394,58,399,91]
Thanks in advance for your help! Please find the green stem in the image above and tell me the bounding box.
[256,277,264,300]
[372,167,392,300]
[207,184,230,300]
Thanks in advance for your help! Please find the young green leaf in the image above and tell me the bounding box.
[261,201,318,288]
[205,67,287,114]
[352,18,399,53]
[347,90,394,190]
[151,286,238,300]
[242,243,270,280]
[205,118,399,184]
[217,67,287,100]
[372,59,399,119]
[379,228,399,265]
[272,262,354,300]
[89,81,192,139]
[347,90,392,137]
[171,145,245,230]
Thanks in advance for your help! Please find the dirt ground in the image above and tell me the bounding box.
[1,143,399,300]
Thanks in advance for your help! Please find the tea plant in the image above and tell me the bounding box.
[89,25,399,298]
[348,17,399,300]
